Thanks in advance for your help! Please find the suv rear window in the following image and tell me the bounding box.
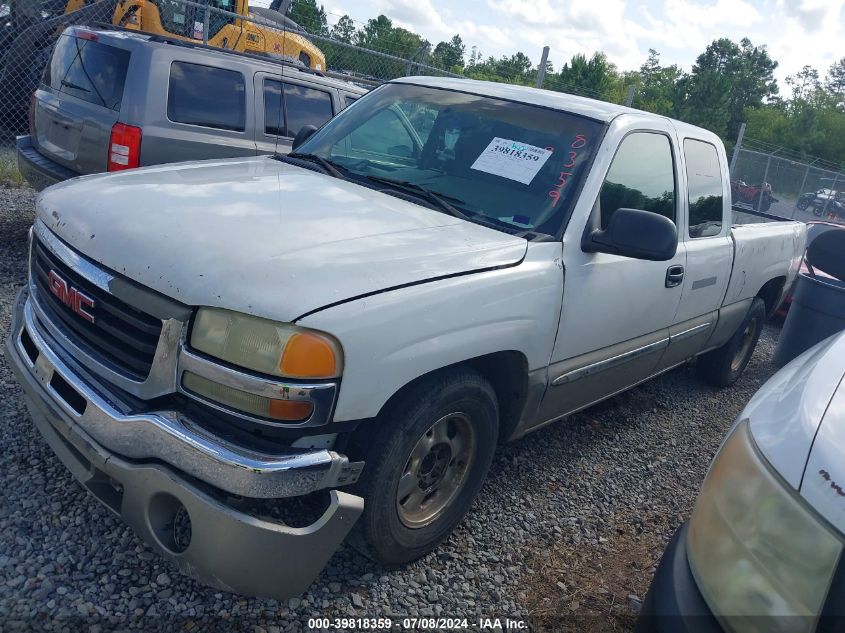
[168,61,245,131]
[45,33,130,111]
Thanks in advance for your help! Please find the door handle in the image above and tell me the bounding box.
[666,265,685,288]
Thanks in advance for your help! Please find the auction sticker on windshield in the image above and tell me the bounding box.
[471,138,553,185]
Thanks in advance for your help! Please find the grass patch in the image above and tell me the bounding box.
[0,148,25,187]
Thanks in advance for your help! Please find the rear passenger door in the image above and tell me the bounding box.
[255,74,337,155]
[657,136,733,369]
[143,61,256,164]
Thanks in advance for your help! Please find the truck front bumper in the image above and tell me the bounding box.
[637,524,723,633]
[5,288,364,599]
[16,135,79,191]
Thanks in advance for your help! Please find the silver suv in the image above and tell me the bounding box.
[17,25,366,191]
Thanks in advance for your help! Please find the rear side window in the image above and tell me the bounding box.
[168,62,245,131]
[599,132,676,229]
[263,79,333,138]
[684,139,724,238]
[45,34,130,110]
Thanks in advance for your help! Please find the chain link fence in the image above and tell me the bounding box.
[0,0,122,142]
[730,136,845,226]
[0,0,464,144]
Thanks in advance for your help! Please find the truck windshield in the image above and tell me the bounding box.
[296,83,605,236]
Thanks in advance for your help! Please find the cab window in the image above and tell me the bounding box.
[599,132,676,229]
[684,139,724,238]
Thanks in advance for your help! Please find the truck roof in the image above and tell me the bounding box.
[393,76,711,135]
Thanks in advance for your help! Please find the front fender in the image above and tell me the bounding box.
[297,243,563,422]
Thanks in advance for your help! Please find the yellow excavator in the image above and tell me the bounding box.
[71,0,326,69]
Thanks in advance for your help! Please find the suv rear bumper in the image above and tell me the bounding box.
[5,288,364,598]
[16,135,79,191]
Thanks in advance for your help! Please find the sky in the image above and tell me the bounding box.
[255,0,845,96]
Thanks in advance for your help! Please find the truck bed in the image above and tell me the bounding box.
[726,213,806,308]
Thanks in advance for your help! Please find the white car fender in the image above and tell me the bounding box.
[298,242,564,422]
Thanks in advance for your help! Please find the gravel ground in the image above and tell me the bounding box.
[0,183,783,631]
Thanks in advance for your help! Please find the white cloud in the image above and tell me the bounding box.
[267,0,844,95]
[769,0,845,85]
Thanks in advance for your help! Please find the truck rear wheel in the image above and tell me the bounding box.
[348,368,499,565]
[696,298,766,387]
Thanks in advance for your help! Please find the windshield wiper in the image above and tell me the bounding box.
[61,79,90,93]
[364,175,474,222]
[284,152,347,179]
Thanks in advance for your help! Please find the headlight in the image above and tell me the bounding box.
[687,419,842,631]
[191,307,343,379]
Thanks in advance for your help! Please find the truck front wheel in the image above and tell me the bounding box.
[696,298,766,387]
[348,368,499,565]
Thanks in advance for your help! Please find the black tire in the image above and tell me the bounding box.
[348,368,499,566]
[696,298,766,387]
[796,198,809,211]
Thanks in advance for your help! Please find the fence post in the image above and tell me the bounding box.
[822,173,839,218]
[203,4,210,44]
[729,122,746,177]
[757,155,772,213]
[793,165,812,219]
[535,46,550,89]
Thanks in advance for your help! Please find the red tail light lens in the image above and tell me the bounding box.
[74,30,99,42]
[108,123,142,172]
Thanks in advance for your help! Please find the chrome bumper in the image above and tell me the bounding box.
[6,288,363,598]
[7,288,362,499]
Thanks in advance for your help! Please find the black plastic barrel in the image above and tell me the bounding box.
[774,227,845,366]
[774,273,845,366]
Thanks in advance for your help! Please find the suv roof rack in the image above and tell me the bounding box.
[89,22,326,78]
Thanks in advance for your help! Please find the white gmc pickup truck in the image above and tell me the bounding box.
[6,77,806,598]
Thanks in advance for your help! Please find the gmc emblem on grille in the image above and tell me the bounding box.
[48,270,96,324]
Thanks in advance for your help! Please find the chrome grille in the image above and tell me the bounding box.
[30,236,162,380]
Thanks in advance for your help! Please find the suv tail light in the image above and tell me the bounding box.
[108,123,142,172]
[28,92,36,135]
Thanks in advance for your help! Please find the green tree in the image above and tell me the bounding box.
[432,35,466,70]
[330,14,356,43]
[634,49,682,115]
[684,38,778,139]
[824,57,845,107]
[787,65,820,101]
[288,0,328,36]
[551,52,619,100]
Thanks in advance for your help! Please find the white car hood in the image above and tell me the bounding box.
[36,156,527,322]
[746,332,845,490]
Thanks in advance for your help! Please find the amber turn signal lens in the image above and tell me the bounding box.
[268,399,314,420]
[183,372,314,422]
[279,332,340,379]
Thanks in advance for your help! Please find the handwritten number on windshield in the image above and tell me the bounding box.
[549,135,588,208]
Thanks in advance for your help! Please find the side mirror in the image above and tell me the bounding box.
[291,125,318,151]
[584,208,678,261]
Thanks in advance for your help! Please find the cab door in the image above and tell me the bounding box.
[535,118,687,425]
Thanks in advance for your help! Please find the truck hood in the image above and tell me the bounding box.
[36,156,527,322]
